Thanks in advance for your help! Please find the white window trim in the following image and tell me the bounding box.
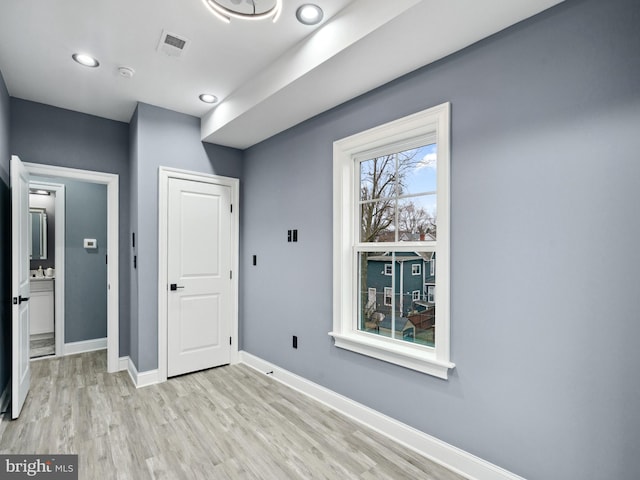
[412,290,421,301]
[330,102,454,379]
[412,263,421,276]
[384,263,393,275]
[430,259,435,276]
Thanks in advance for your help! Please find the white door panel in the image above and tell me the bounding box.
[167,178,232,377]
[11,155,31,419]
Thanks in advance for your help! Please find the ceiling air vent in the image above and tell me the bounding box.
[157,30,190,57]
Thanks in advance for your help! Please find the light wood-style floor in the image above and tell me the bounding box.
[0,352,464,480]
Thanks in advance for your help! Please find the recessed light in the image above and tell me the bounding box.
[72,53,100,68]
[199,93,218,104]
[296,4,323,25]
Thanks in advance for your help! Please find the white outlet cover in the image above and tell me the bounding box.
[84,238,97,248]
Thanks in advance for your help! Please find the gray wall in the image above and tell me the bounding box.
[64,180,107,342]
[240,0,640,479]
[10,99,130,355]
[130,103,243,371]
[0,70,10,397]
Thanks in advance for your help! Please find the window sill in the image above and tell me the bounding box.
[329,331,455,379]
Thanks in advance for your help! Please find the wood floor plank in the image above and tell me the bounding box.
[0,351,466,479]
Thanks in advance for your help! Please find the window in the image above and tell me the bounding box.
[331,102,454,379]
[430,259,435,276]
[426,284,435,303]
[384,287,393,306]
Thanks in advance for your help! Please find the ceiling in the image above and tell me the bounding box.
[0,0,564,149]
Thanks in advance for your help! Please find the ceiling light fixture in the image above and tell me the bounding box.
[296,4,323,25]
[72,53,100,68]
[199,93,218,104]
[203,0,282,23]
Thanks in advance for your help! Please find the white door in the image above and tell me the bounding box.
[11,155,31,418]
[167,178,232,377]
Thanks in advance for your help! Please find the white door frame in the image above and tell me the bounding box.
[28,180,65,357]
[25,162,119,373]
[158,167,239,383]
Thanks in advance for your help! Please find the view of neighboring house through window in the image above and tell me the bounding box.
[331,102,453,378]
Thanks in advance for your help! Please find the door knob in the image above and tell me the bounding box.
[170,284,185,291]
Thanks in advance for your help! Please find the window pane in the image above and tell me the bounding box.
[360,144,437,243]
[360,199,396,242]
[358,251,435,348]
[401,144,437,196]
[360,155,397,202]
[398,194,437,241]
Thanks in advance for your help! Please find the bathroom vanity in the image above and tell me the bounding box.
[30,276,54,335]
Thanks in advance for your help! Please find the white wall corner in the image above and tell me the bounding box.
[239,351,526,480]
[127,357,160,389]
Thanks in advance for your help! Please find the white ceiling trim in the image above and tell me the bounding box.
[201,0,421,146]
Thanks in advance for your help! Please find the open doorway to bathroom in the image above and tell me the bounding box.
[28,182,63,359]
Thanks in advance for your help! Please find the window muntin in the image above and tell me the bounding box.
[331,102,453,379]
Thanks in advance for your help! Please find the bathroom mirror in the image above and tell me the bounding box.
[30,207,47,260]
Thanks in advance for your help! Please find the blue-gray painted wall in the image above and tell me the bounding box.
[0,70,10,397]
[240,0,640,479]
[64,180,107,342]
[131,103,243,371]
[9,99,130,355]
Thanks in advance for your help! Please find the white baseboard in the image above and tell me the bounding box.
[127,357,160,389]
[239,351,525,480]
[118,356,129,372]
[63,337,107,356]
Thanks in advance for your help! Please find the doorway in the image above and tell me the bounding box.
[27,181,64,359]
[157,167,239,383]
[24,162,119,373]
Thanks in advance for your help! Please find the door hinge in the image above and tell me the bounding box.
[230,204,233,213]
[105,254,108,264]
[229,336,232,345]
[230,270,232,279]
